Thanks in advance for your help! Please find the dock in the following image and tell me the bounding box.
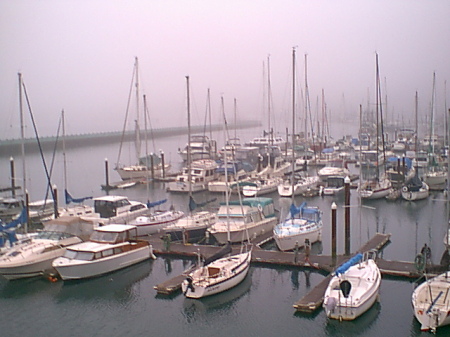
[150,232,393,296]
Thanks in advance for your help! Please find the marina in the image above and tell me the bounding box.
[1,124,450,335]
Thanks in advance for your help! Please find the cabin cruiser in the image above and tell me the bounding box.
[0,216,95,280]
[242,176,283,197]
[163,211,217,243]
[115,153,170,181]
[167,159,219,193]
[209,197,277,244]
[178,135,218,161]
[52,224,153,280]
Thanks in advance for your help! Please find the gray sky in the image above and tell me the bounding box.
[1,0,449,140]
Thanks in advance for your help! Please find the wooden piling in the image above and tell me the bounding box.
[104,158,109,189]
[331,202,337,264]
[344,176,351,256]
[10,157,16,198]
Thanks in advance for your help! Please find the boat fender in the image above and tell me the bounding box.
[257,204,263,213]
[415,253,425,272]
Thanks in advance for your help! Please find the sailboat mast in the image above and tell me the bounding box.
[134,57,141,163]
[291,48,296,200]
[221,96,231,243]
[62,109,68,199]
[186,76,192,197]
[430,72,436,155]
[267,55,273,144]
[18,73,27,198]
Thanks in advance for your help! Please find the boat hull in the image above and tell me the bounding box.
[54,245,151,280]
[181,252,251,298]
[130,210,185,237]
[401,184,429,201]
[274,226,322,251]
[210,218,277,244]
[412,272,450,332]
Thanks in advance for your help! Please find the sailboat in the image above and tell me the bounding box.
[163,77,217,243]
[323,251,381,320]
[423,72,447,190]
[115,57,170,182]
[273,48,323,251]
[358,53,392,200]
[412,271,450,332]
[181,100,252,298]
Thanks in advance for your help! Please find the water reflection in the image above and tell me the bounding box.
[182,272,252,322]
[324,301,381,336]
[0,276,63,298]
[56,260,153,302]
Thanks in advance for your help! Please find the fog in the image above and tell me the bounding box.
[1,0,449,140]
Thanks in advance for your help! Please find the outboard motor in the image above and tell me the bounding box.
[340,280,352,298]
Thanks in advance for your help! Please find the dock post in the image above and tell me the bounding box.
[294,241,299,264]
[10,157,16,197]
[25,190,29,233]
[104,158,110,190]
[53,185,59,219]
[344,176,351,256]
[150,153,155,180]
[331,202,337,264]
[160,150,166,178]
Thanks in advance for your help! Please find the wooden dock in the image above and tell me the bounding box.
[150,232,392,296]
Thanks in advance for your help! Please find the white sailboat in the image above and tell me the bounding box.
[273,49,323,252]
[323,252,381,321]
[412,272,450,332]
[115,57,170,182]
[358,54,392,200]
[182,108,252,298]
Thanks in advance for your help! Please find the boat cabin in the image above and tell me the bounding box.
[93,196,146,219]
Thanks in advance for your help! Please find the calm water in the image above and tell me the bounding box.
[1,128,450,336]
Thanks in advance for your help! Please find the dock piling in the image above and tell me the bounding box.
[331,202,337,264]
[104,158,110,190]
[344,176,351,256]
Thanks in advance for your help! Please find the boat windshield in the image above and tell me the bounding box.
[64,249,94,261]
[90,231,122,243]
[36,231,75,241]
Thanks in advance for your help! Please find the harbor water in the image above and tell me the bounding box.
[0,127,449,336]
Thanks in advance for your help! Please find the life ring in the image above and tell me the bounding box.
[415,253,425,271]
[402,186,408,193]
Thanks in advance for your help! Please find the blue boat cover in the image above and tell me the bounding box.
[147,199,167,208]
[335,253,363,276]
[65,189,93,204]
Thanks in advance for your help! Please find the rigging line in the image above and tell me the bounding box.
[21,79,56,202]
[43,113,63,203]
[143,95,156,154]
[116,63,137,167]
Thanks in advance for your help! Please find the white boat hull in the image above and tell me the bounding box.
[181,251,251,298]
[54,245,151,280]
[274,226,322,251]
[130,210,185,237]
[412,272,450,332]
[210,218,277,244]
[323,259,381,321]
[401,183,429,201]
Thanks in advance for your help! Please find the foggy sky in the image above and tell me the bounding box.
[1,0,449,140]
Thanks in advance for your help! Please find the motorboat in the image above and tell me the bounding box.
[208,197,277,244]
[277,175,320,197]
[129,209,185,237]
[52,224,154,280]
[323,252,381,321]
[273,202,322,251]
[412,271,450,332]
[181,243,252,299]
[167,159,219,193]
[0,216,95,280]
[322,176,346,196]
[116,153,170,181]
[86,195,148,226]
[0,197,24,222]
[318,165,350,182]
[178,135,218,162]
[208,161,253,193]
[28,199,56,223]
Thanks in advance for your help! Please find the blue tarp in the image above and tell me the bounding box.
[335,253,363,276]
[147,199,167,208]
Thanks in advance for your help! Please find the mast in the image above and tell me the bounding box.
[18,73,27,199]
[186,76,192,199]
[267,55,273,144]
[62,110,68,201]
[221,95,231,243]
[134,57,141,163]
[291,47,296,200]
